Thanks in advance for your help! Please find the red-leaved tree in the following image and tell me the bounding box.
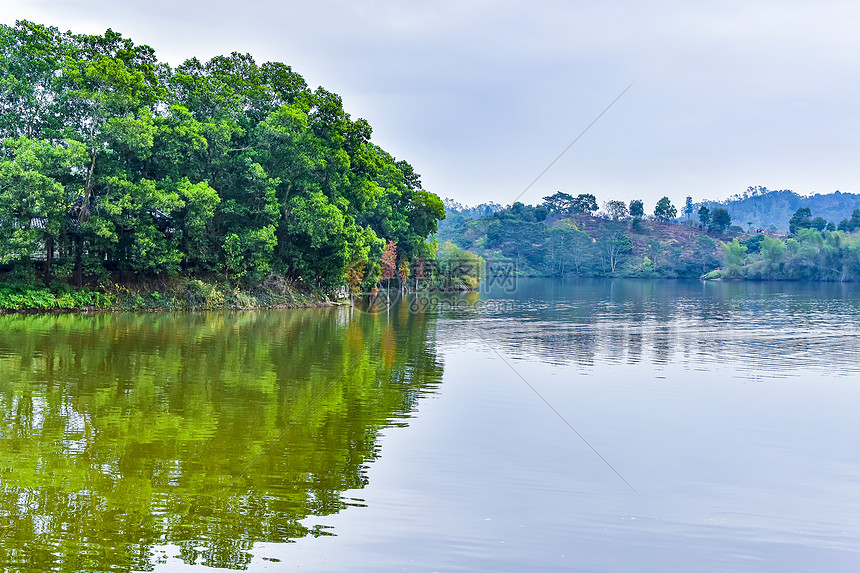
[381,240,397,302]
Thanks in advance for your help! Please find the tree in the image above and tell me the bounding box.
[223,233,244,282]
[811,216,827,232]
[604,200,628,221]
[542,191,575,214]
[381,240,397,302]
[759,235,786,278]
[645,239,665,270]
[789,207,812,235]
[413,256,426,290]
[547,221,583,276]
[397,259,410,292]
[546,219,592,275]
[568,226,594,275]
[629,199,644,220]
[693,235,719,274]
[597,223,633,273]
[709,208,732,233]
[0,137,88,281]
[837,209,860,232]
[684,196,694,221]
[434,241,483,290]
[653,197,677,222]
[722,238,748,277]
[345,260,365,302]
[0,22,74,140]
[698,205,710,227]
[571,193,598,215]
[0,21,447,294]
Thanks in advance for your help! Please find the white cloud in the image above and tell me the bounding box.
[3,0,860,207]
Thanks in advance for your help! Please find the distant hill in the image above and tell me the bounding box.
[439,198,505,237]
[436,202,724,279]
[441,198,504,219]
[697,187,860,232]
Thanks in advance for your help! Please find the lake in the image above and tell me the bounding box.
[1,278,859,572]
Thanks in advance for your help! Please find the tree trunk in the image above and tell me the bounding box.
[75,234,83,288]
[80,152,97,223]
[44,237,54,284]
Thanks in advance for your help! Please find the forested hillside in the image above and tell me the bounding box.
[0,21,444,294]
[438,200,724,278]
[698,187,860,232]
[439,193,860,282]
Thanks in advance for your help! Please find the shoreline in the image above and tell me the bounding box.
[4,276,858,315]
[0,300,341,315]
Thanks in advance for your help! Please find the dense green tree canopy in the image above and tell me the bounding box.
[0,20,444,291]
[715,227,860,281]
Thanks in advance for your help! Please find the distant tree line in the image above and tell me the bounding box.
[438,190,860,283]
[437,198,723,278]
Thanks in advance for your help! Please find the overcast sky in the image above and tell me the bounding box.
[3,0,860,209]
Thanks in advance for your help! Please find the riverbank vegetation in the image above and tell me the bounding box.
[0,20,448,308]
[708,222,860,282]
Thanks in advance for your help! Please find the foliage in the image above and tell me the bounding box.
[604,200,628,220]
[438,199,724,279]
[684,196,694,220]
[542,191,576,214]
[696,187,860,233]
[540,192,597,216]
[442,198,503,219]
[837,209,860,232]
[654,196,677,222]
[698,205,710,227]
[0,20,444,295]
[713,227,860,281]
[788,207,812,235]
[571,193,599,215]
[721,238,748,277]
[709,208,732,233]
[597,222,633,274]
[433,241,484,290]
[0,286,113,309]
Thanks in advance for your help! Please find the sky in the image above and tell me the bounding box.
[2,0,860,210]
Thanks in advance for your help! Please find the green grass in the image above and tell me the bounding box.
[0,287,114,310]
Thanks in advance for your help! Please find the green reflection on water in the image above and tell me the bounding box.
[0,307,443,571]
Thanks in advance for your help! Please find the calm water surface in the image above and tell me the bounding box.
[1,279,859,572]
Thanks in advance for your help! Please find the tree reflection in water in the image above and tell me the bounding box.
[0,307,443,571]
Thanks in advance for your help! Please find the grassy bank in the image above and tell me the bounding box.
[0,275,331,312]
